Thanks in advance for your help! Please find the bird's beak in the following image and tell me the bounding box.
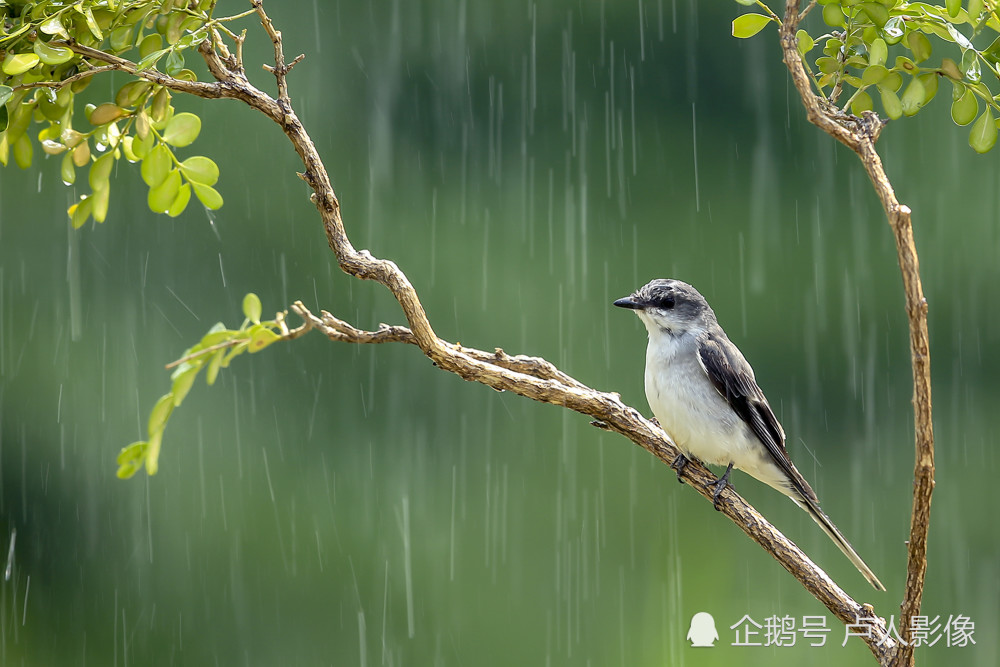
[613,296,643,310]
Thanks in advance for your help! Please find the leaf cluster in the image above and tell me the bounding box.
[0,0,224,226]
[116,293,283,479]
[733,0,1000,153]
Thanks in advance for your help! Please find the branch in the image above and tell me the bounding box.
[780,3,936,666]
[73,2,892,658]
[58,41,228,100]
[11,64,118,93]
[285,305,893,661]
[251,0,303,105]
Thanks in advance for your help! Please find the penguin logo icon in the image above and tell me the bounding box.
[686,612,719,647]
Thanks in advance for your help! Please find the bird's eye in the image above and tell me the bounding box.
[659,294,675,309]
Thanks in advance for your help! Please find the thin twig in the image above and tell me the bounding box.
[251,0,293,104]
[799,0,818,21]
[165,338,244,369]
[11,64,117,92]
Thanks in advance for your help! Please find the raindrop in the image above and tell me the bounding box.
[883,16,904,40]
[4,528,15,581]
[691,102,699,212]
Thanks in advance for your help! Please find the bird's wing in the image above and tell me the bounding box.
[696,331,818,504]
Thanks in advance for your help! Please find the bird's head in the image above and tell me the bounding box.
[613,279,715,336]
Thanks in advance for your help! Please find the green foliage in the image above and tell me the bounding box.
[116,293,285,478]
[0,0,228,226]
[733,0,1000,153]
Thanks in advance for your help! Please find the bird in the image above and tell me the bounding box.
[613,278,885,591]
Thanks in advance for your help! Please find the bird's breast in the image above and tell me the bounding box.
[643,336,745,466]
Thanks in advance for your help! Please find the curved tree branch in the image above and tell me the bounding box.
[780,3,936,666]
[58,2,896,660]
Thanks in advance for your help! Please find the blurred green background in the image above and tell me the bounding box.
[1,1,997,665]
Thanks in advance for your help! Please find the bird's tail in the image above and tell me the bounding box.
[791,494,886,591]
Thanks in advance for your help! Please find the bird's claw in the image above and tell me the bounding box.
[670,452,689,483]
[708,462,735,510]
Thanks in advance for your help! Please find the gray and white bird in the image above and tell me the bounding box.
[614,278,885,591]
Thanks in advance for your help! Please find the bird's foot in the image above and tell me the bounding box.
[708,462,735,510]
[670,452,689,483]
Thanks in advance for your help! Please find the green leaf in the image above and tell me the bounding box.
[882,17,904,45]
[116,441,148,466]
[148,169,182,213]
[92,186,110,223]
[905,32,932,64]
[110,24,136,52]
[201,326,238,347]
[13,134,32,169]
[951,88,978,125]
[822,37,843,58]
[167,183,192,217]
[69,196,93,229]
[162,112,201,147]
[151,88,170,123]
[116,81,152,108]
[0,85,12,108]
[133,128,154,158]
[89,153,115,190]
[816,57,839,74]
[822,3,845,27]
[731,14,772,39]
[851,90,874,115]
[165,50,185,76]
[868,38,887,68]
[969,109,997,153]
[243,293,263,324]
[116,441,148,478]
[137,49,168,71]
[951,80,966,102]
[206,349,225,385]
[39,16,71,40]
[968,0,985,20]
[946,0,961,17]
[135,110,151,140]
[33,40,74,66]
[122,136,139,163]
[248,325,280,353]
[89,103,125,126]
[900,77,926,116]
[947,24,974,51]
[61,151,76,185]
[859,3,889,28]
[961,50,981,82]
[880,88,902,120]
[192,182,224,209]
[148,393,175,436]
[221,341,249,368]
[139,34,163,59]
[918,73,938,106]
[796,29,814,56]
[145,430,163,476]
[141,144,172,186]
[2,53,40,76]
[878,71,903,93]
[179,156,219,185]
[862,64,888,85]
[940,58,963,80]
[79,6,104,41]
[170,362,200,406]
